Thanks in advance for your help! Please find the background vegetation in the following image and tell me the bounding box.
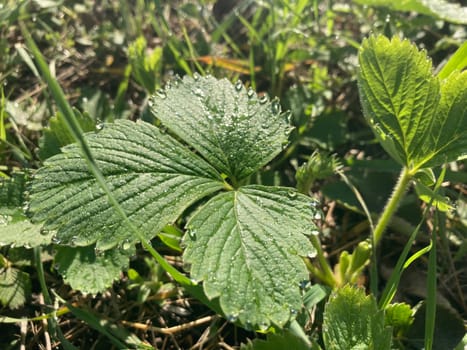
[0,0,466,349]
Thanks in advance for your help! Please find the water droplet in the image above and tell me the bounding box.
[156,89,167,99]
[122,240,132,250]
[287,190,297,198]
[260,122,269,129]
[51,236,61,244]
[247,87,255,98]
[309,200,319,208]
[226,314,238,322]
[235,80,243,91]
[290,308,298,315]
[95,122,104,131]
[259,94,268,104]
[259,322,269,331]
[70,236,78,245]
[189,278,199,285]
[271,99,281,114]
[307,251,317,258]
[0,215,12,225]
[193,88,205,98]
[53,263,61,270]
[314,212,322,220]
[311,230,319,236]
[193,72,201,81]
[299,280,309,289]
[186,227,197,239]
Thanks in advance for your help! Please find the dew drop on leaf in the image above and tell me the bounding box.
[247,87,255,98]
[122,240,132,250]
[235,80,243,91]
[310,200,319,209]
[311,230,319,236]
[39,227,49,236]
[271,99,281,114]
[314,212,322,220]
[51,236,61,244]
[290,308,298,315]
[193,88,205,98]
[186,227,196,240]
[193,72,201,81]
[95,122,104,131]
[259,94,268,104]
[287,189,297,198]
[0,215,11,226]
[299,280,309,289]
[226,314,238,323]
[156,89,167,99]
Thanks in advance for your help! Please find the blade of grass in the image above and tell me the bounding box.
[34,247,77,350]
[437,40,467,79]
[425,210,440,350]
[19,18,193,287]
[181,25,205,75]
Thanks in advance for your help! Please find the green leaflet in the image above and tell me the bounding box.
[54,245,134,294]
[353,0,467,25]
[28,120,225,250]
[183,186,318,328]
[149,75,292,183]
[358,35,467,171]
[323,285,392,350]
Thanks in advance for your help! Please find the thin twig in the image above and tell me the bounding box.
[121,315,216,335]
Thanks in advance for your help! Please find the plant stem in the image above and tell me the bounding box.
[373,166,412,246]
[309,234,336,288]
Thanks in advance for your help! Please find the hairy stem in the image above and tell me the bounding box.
[373,167,412,246]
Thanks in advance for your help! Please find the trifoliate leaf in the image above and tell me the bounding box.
[149,75,292,182]
[323,285,392,350]
[0,265,31,309]
[353,0,467,25]
[183,185,319,328]
[54,245,133,294]
[358,35,467,171]
[28,120,224,250]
